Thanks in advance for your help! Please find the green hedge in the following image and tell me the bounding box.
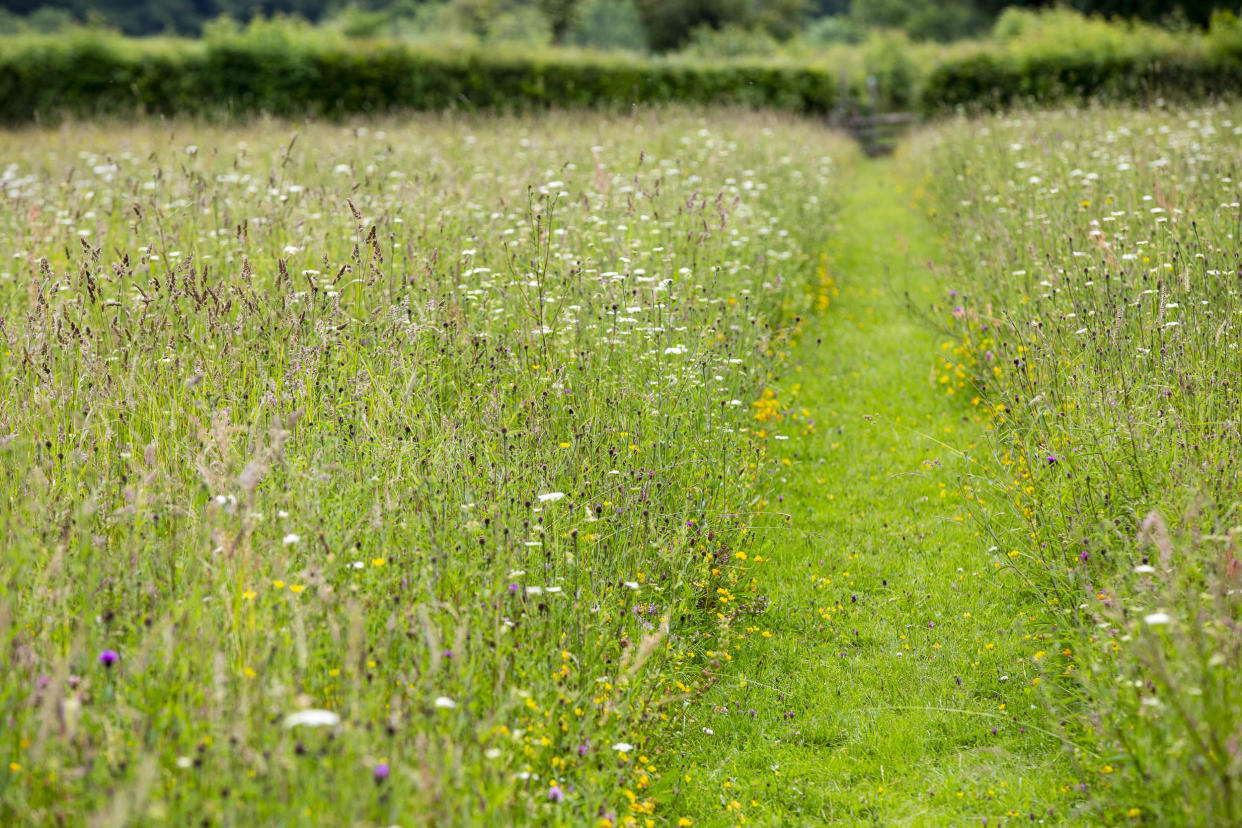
[921,11,1242,113]
[921,49,1242,113]
[5,15,1242,125]
[0,33,842,123]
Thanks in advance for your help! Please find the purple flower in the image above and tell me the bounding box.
[507,584,520,594]
[1079,550,1090,563]
[548,785,564,803]
[577,743,590,757]
[374,762,390,782]
[442,649,453,659]
[98,649,119,667]
[1046,454,1058,465]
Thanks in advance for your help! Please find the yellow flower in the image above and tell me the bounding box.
[272,580,285,589]
[372,558,386,567]
[289,584,304,594]
[678,819,694,827]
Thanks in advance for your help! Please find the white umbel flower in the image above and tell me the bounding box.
[282,709,340,728]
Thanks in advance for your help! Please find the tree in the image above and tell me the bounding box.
[536,0,580,42]
[632,0,807,51]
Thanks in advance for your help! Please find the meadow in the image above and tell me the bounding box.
[2,99,1242,827]
[0,111,845,825]
[924,104,1242,824]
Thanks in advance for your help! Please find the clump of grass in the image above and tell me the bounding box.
[0,110,848,824]
[921,105,1242,824]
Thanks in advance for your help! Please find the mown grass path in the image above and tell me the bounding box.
[659,159,1075,826]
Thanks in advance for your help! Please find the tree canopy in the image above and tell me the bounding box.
[0,0,1234,45]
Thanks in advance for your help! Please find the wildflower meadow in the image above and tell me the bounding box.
[2,58,1242,828]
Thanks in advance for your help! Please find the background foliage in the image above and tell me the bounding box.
[2,9,1242,123]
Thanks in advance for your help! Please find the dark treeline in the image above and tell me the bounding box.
[0,0,1236,45]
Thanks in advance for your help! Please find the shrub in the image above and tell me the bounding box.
[0,22,846,123]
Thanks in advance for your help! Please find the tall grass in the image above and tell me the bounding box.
[921,104,1242,824]
[0,110,848,824]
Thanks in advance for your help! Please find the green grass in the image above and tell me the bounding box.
[0,110,849,825]
[919,105,1242,826]
[658,159,1084,825]
[4,102,1242,827]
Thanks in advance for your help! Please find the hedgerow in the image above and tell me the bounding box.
[0,22,841,123]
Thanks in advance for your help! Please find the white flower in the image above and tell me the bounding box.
[537,492,565,503]
[282,533,301,545]
[282,709,340,728]
[484,748,502,759]
[623,581,640,590]
[1133,565,1156,574]
[1144,612,1171,626]
[525,586,544,596]
[434,696,457,709]
[612,742,633,753]
[175,756,193,769]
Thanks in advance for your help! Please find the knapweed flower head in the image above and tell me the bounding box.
[547,784,564,803]
[98,649,119,667]
[374,762,390,782]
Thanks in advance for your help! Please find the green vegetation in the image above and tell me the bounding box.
[0,110,847,824]
[3,0,1239,47]
[5,9,1242,123]
[923,103,1242,824]
[654,161,1081,824]
[2,11,1242,817]
[0,21,845,123]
